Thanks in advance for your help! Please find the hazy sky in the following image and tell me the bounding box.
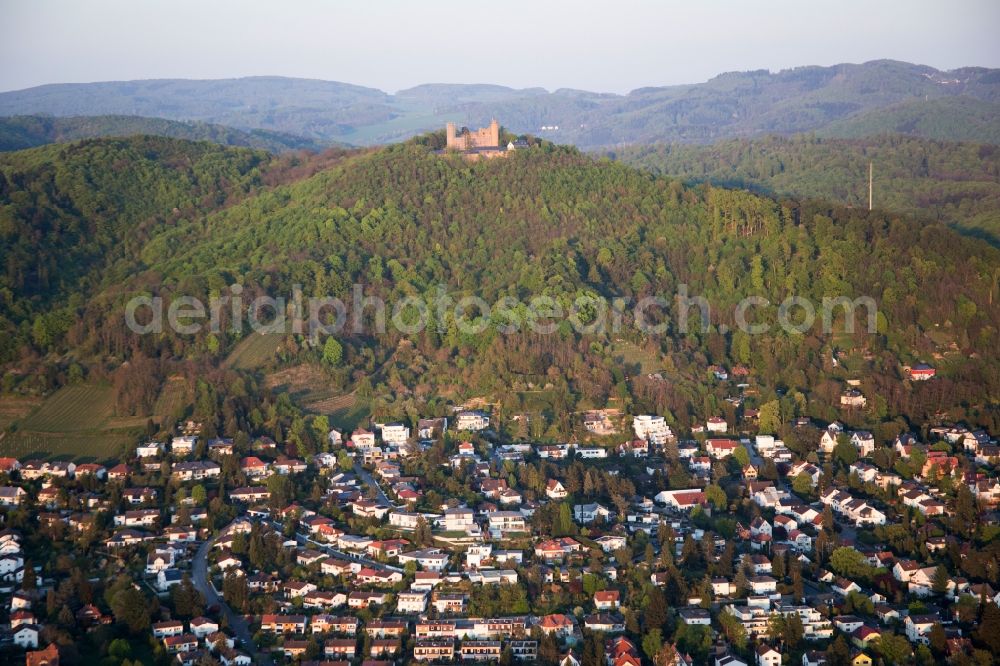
[2,0,999,94]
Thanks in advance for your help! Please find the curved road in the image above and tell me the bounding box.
[192,538,273,666]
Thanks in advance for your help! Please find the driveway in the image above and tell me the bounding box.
[742,438,765,467]
[192,537,273,665]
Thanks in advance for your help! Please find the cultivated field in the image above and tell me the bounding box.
[316,394,370,430]
[18,384,116,432]
[2,383,145,461]
[0,395,43,430]
[266,364,336,404]
[265,363,371,428]
[153,375,191,422]
[0,429,138,462]
[225,332,284,370]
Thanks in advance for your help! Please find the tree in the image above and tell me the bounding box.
[733,445,750,468]
[772,551,785,580]
[323,337,343,367]
[955,483,979,535]
[718,611,748,651]
[767,613,786,643]
[829,547,873,581]
[58,604,74,628]
[645,587,668,632]
[582,632,604,666]
[975,603,1000,654]
[758,400,781,434]
[266,473,293,508]
[337,449,354,471]
[553,503,576,537]
[878,633,912,665]
[109,638,132,661]
[783,612,805,648]
[833,438,858,466]
[790,558,804,601]
[734,563,748,595]
[110,585,151,633]
[705,484,727,510]
[171,576,205,619]
[414,516,433,546]
[22,561,36,590]
[931,564,950,596]
[222,572,249,612]
[822,505,835,532]
[928,623,947,656]
[539,633,559,665]
[793,472,813,496]
[643,629,664,662]
[657,643,678,666]
[845,591,874,615]
[191,484,207,505]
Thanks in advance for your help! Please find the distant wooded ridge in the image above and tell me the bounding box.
[1,59,998,147]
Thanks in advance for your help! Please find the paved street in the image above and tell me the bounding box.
[353,462,393,506]
[192,537,273,666]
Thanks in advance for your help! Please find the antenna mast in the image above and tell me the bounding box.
[868,161,873,211]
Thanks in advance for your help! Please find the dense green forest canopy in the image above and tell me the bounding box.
[0,137,358,341]
[1,134,998,442]
[0,137,269,322]
[609,134,1000,240]
[0,114,331,153]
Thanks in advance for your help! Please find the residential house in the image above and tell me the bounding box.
[546,480,568,500]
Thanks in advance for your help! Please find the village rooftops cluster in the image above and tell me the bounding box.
[0,398,997,665]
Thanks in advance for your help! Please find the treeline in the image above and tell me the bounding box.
[608,134,1000,238]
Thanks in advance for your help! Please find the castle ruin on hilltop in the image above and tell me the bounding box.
[443,119,528,160]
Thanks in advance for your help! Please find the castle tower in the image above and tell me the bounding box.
[446,122,459,150]
[489,118,499,147]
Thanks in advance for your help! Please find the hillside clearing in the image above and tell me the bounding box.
[18,384,116,432]
[4,383,146,461]
[153,375,191,423]
[225,332,284,370]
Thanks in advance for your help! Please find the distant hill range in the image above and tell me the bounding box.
[1,60,998,147]
[0,114,330,153]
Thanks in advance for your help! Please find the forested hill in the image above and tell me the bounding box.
[0,136,358,333]
[2,135,998,432]
[608,135,1000,241]
[0,115,330,153]
[1,60,998,146]
[0,136,266,309]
